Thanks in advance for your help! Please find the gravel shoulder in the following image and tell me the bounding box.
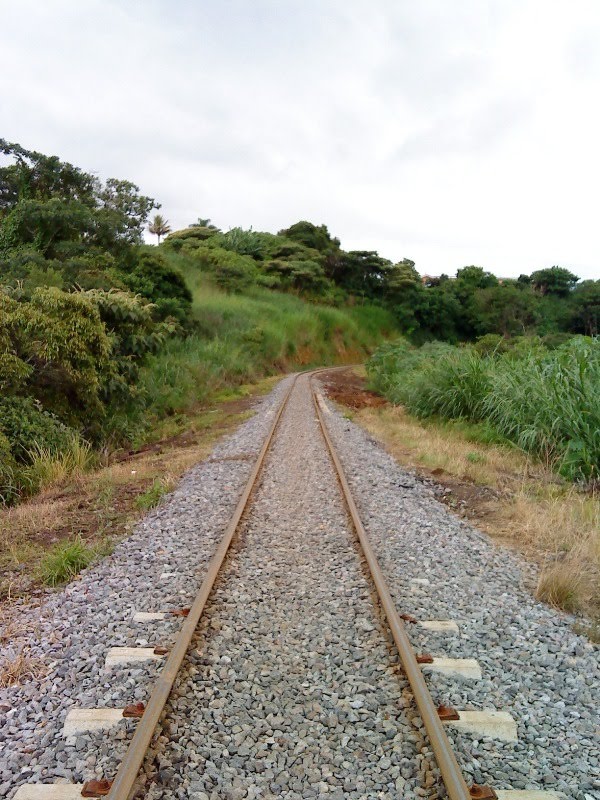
[317,376,599,799]
[1,379,292,798]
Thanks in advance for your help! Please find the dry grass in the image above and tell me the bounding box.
[536,561,584,613]
[0,380,270,603]
[0,604,46,687]
[0,650,46,688]
[352,403,599,625]
[354,405,541,489]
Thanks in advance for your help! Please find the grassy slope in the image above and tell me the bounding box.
[134,254,397,444]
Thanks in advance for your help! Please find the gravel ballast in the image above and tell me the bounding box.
[1,379,293,797]
[317,375,599,800]
[1,372,598,800]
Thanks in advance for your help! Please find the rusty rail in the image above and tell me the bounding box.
[105,375,297,800]
[310,374,474,800]
[99,367,482,800]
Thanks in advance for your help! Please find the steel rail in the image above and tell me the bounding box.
[310,375,473,800]
[106,375,298,800]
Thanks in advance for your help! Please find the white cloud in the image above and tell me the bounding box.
[1,0,599,279]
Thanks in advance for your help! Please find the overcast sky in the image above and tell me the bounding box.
[1,1,599,279]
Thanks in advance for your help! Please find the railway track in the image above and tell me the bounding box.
[13,371,564,800]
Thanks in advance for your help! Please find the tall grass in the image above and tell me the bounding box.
[23,438,95,493]
[367,336,600,483]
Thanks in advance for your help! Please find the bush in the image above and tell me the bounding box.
[191,247,259,293]
[473,333,509,356]
[164,226,218,244]
[216,227,271,260]
[264,258,332,294]
[0,396,77,463]
[0,286,112,429]
[0,431,18,505]
[117,248,192,325]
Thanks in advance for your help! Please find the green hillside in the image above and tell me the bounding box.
[0,140,396,505]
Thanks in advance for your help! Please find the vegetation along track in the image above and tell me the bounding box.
[10,372,574,800]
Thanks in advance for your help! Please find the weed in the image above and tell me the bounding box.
[536,560,583,613]
[0,650,46,688]
[39,537,96,586]
[135,478,173,511]
[23,439,95,493]
[467,451,486,464]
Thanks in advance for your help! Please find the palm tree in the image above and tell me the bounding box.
[190,217,218,230]
[148,214,171,244]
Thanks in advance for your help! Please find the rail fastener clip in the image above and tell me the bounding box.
[81,779,112,797]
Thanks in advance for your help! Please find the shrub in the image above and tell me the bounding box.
[0,286,112,429]
[216,227,271,260]
[86,288,174,404]
[164,226,218,244]
[264,258,331,294]
[0,396,77,463]
[117,248,192,325]
[0,431,19,505]
[473,333,508,356]
[194,247,260,293]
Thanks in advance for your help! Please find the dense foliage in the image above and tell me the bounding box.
[165,219,598,341]
[1,140,597,501]
[367,336,600,483]
[0,141,192,500]
[0,142,398,503]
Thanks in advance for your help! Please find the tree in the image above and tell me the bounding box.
[0,139,157,263]
[415,287,462,342]
[334,250,392,298]
[279,220,341,283]
[473,284,541,336]
[454,266,498,290]
[569,280,600,336]
[530,266,579,297]
[437,266,499,340]
[0,138,96,214]
[148,214,171,244]
[279,221,340,254]
[189,218,219,230]
[117,248,192,325]
[385,259,420,297]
